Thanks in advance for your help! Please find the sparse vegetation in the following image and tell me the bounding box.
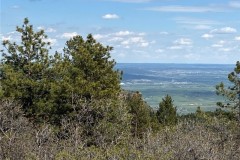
[0,99,239,159]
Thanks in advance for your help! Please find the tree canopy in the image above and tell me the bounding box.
[0,18,122,124]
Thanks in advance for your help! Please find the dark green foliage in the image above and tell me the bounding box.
[149,109,161,132]
[184,106,206,122]
[1,18,53,121]
[126,91,152,137]
[46,34,122,124]
[216,61,240,121]
[156,95,178,126]
[0,18,122,124]
[180,107,236,123]
[61,34,122,100]
[205,108,236,121]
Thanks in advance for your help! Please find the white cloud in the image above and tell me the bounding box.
[145,6,224,13]
[201,34,213,39]
[117,53,126,58]
[174,38,192,45]
[37,26,44,30]
[211,40,228,48]
[133,50,146,54]
[61,32,78,39]
[1,31,22,42]
[46,28,56,33]
[1,35,12,41]
[159,32,169,35]
[210,40,238,53]
[121,40,130,45]
[210,27,237,34]
[93,34,105,40]
[235,36,240,40]
[37,26,56,33]
[91,30,150,49]
[150,40,156,44]
[108,37,124,42]
[211,44,223,48]
[229,1,240,8]
[184,53,200,60]
[218,40,226,44]
[194,25,212,30]
[168,46,183,50]
[219,48,232,52]
[56,47,64,52]
[140,42,149,47]
[115,31,133,36]
[168,38,193,51]
[131,37,144,43]
[7,31,16,35]
[155,49,164,53]
[120,36,149,48]
[138,32,146,36]
[102,14,119,19]
[174,17,220,25]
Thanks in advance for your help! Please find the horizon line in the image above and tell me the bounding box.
[116,62,235,65]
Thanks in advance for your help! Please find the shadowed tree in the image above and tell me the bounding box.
[126,91,151,137]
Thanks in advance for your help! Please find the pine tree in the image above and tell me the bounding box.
[1,18,122,125]
[156,95,177,126]
[126,91,151,137]
[0,18,53,120]
[216,61,240,121]
[62,34,122,101]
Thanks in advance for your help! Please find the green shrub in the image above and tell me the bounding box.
[156,95,178,126]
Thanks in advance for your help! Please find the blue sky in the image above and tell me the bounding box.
[1,0,240,63]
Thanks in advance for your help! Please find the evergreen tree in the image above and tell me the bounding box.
[48,34,122,124]
[156,95,177,126]
[126,91,151,137]
[62,34,122,101]
[0,18,122,124]
[0,18,53,121]
[216,61,240,121]
[0,18,124,123]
